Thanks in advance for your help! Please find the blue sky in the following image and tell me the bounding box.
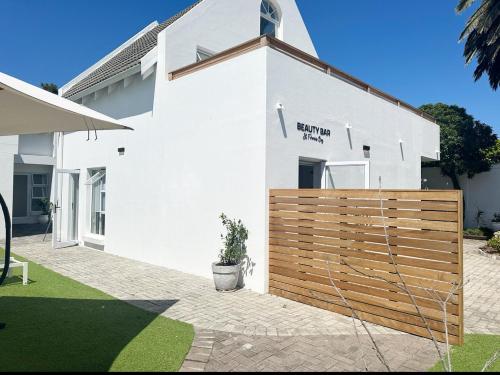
[0,0,498,132]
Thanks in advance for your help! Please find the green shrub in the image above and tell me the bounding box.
[218,213,248,266]
[487,236,500,251]
[464,227,493,238]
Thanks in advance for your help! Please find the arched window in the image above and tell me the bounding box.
[260,0,280,37]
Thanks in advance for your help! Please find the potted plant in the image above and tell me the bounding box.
[492,213,500,233]
[212,213,248,292]
[38,198,53,225]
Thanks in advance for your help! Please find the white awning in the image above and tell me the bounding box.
[0,71,133,136]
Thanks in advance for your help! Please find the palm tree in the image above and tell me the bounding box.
[456,0,500,90]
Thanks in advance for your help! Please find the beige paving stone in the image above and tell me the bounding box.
[11,235,500,372]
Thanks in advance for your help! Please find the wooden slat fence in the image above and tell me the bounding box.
[269,189,464,345]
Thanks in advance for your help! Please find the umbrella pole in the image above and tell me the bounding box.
[0,191,11,330]
[0,191,11,286]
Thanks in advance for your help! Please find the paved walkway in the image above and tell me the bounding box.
[8,235,500,372]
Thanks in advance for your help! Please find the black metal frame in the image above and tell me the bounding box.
[0,191,11,286]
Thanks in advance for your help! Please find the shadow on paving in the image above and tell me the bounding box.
[12,224,52,238]
[0,295,181,372]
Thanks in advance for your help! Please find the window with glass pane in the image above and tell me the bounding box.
[260,0,279,37]
[31,174,49,212]
[325,165,367,189]
[196,48,213,62]
[90,169,106,236]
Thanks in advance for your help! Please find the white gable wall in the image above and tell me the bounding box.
[161,0,317,75]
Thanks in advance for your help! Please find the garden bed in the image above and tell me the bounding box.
[464,227,494,240]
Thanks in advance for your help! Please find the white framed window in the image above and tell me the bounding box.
[260,0,280,37]
[31,174,49,212]
[86,169,106,236]
[323,161,370,189]
[196,47,214,62]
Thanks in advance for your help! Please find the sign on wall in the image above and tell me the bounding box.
[297,122,331,144]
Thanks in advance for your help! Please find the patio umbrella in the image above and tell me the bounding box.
[0,72,132,136]
[0,71,133,286]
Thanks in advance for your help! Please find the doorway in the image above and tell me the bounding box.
[53,170,80,249]
[298,158,324,189]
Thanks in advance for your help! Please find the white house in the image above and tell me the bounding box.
[38,0,440,293]
[0,133,55,231]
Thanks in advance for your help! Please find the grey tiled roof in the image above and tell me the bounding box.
[63,0,203,99]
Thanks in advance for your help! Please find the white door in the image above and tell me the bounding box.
[53,169,80,249]
[323,161,370,189]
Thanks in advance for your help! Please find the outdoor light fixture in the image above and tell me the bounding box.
[399,139,404,144]
[363,145,371,158]
[345,123,352,130]
[276,103,284,111]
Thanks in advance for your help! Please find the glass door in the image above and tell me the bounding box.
[323,162,370,189]
[53,169,80,249]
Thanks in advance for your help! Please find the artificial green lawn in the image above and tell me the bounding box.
[0,249,194,372]
[429,334,500,372]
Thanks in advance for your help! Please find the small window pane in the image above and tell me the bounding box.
[101,192,106,212]
[90,168,106,236]
[260,18,276,37]
[32,187,47,198]
[33,174,48,185]
[31,198,43,212]
[196,49,213,62]
[325,165,367,189]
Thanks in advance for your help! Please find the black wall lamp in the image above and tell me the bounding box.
[363,145,371,158]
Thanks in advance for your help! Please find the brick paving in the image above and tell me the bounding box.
[8,235,500,372]
[204,332,443,372]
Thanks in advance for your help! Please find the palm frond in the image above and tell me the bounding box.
[459,1,492,40]
[456,0,476,14]
[458,0,500,90]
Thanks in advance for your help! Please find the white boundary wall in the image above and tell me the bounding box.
[423,165,500,229]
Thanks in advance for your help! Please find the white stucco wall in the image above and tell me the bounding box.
[0,136,17,240]
[162,0,317,74]
[18,133,54,157]
[265,48,440,190]
[61,49,269,292]
[61,72,157,249]
[422,165,500,229]
[152,49,268,292]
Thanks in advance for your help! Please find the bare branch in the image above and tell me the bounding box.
[325,260,392,372]
[482,350,499,372]
[376,177,447,368]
